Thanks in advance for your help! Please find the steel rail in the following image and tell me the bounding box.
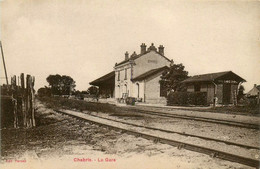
[54,109,260,168]
[124,107,260,130]
[81,111,259,150]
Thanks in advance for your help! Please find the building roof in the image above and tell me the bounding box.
[246,85,260,96]
[115,50,171,67]
[89,71,115,86]
[182,71,246,83]
[132,66,169,82]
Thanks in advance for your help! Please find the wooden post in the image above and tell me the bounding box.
[0,41,9,85]
[13,99,18,128]
[257,92,260,113]
[31,76,36,127]
[28,75,34,127]
[18,76,20,86]
[20,73,26,127]
[26,75,31,127]
[11,75,18,128]
[233,90,237,106]
[20,73,25,89]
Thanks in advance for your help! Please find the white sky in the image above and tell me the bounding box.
[1,0,260,92]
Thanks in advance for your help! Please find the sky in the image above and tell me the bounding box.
[1,0,260,92]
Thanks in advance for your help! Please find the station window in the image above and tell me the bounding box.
[118,71,120,81]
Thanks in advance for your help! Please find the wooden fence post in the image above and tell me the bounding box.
[11,75,18,128]
[26,75,31,127]
[31,76,36,127]
[21,73,27,127]
[257,92,260,113]
[20,73,25,89]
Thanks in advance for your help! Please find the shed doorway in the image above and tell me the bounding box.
[223,83,231,105]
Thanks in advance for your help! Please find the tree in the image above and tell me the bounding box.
[37,86,51,97]
[46,74,76,95]
[46,74,62,95]
[160,63,189,93]
[238,85,245,100]
[87,86,99,95]
[60,75,76,95]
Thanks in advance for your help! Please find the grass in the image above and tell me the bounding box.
[209,105,260,115]
[38,96,260,117]
[38,96,116,113]
[38,96,143,117]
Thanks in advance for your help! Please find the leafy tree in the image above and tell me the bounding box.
[37,86,51,97]
[73,90,81,96]
[160,63,189,93]
[46,74,62,95]
[60,75,76,95]
[81,90,88,94]
[238,85,245,100]
[46,74,76,95]
[87,86,99,95]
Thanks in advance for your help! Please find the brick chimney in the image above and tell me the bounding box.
[140,43,146,54]
[148,43,157,51]
[130,51,137,58]
[125,51,129,60]
[254,84,257,88]
[158,45,164,55]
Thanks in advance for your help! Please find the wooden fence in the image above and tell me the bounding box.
[1,73,35,128]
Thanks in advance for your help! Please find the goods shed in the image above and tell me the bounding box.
[182,71,246,104]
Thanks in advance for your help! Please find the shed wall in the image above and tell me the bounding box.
[207,84,215,104]
[216,84,223,104]
[230,84,238,103]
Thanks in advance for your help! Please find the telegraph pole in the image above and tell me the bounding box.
[0,41,9,85]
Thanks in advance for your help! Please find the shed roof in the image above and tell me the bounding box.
[89,71,115,86]
[182,71,246,83]
[132,66,169,82]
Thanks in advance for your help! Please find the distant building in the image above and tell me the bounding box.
[246,84,260,97]
[182,71,246,104]
[89,71,115,99]
[90,43,172,104]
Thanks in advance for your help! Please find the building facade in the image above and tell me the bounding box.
[90,43,172,104]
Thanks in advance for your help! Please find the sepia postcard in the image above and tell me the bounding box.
[1,0,260,169]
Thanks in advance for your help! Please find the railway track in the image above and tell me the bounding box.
[123,107,260,130]
[82,112,260,150]
[54,109,260,168]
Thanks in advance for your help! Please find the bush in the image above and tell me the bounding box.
[37,87,51,97]
[167,92,208,106]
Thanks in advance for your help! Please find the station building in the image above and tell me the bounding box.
[90,43,172,104]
